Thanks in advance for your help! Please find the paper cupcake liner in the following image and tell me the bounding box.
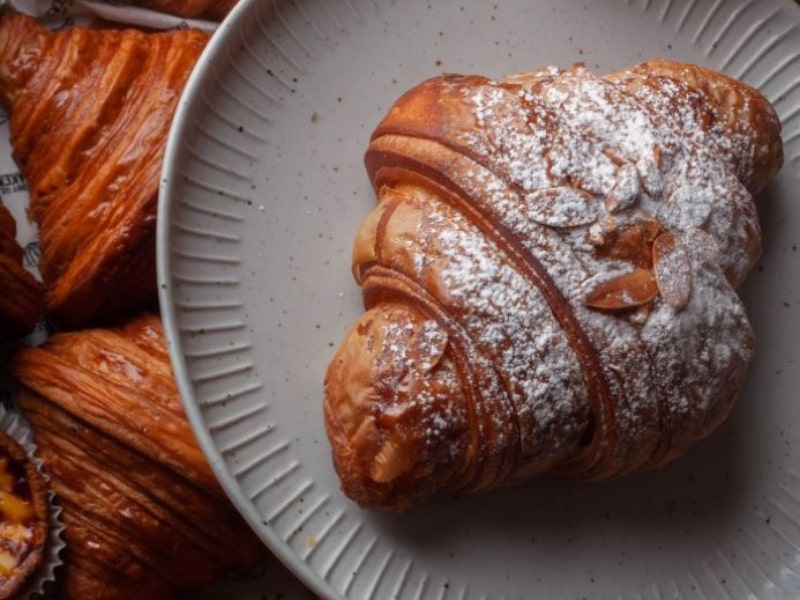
[0,406,66,599]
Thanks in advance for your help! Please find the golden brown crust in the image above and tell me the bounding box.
[19,392,261,600]
[11,315,264,599]
[605,59,783,195]
[325,61,783,511]
[324,301,472,510]
[0,203,40,341]
[0,14,209,328]
[0,431,49,600]
[10,313,218,494]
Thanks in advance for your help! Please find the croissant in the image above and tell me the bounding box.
[323,60,783,511]
[129,0,239,20]
[0,14,208,328]
[0,202,39,340]
[10,314,263,599]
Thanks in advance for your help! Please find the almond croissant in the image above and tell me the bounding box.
[0,202,39,340]
[10,314,263,599]
[0,14,208,328]
[324,60,783,511]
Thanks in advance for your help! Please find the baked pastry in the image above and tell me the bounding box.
[11,314,263,599]
[130,0,239,20]
[0,13,208,328]
[0,430,49,600]
[0,202,40,341]
[323,60,783,511]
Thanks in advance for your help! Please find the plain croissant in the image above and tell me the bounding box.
[0,13,208,328]
[323,60,783,511]
[10,314,263,599]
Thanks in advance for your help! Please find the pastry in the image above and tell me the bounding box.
[0,13,208,328]
[0,201,40,341]
[130,0,239,20]
[10,314,263,599]
[0,430,49,600]
[323,60,783,511]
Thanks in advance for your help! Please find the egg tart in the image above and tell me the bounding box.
[0,430,48,600]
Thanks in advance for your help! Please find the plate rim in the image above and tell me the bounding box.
[156,1,336,597]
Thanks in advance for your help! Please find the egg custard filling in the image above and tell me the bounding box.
[0,432,48,599]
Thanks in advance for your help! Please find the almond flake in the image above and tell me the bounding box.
[595,220,661,268]
[524,186,598,228]
[604,163,641,213]
[636,149,663,197]
[585,268,658,311]
[653,232,692,310]
[683,227,719,264]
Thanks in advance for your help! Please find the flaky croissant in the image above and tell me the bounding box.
[0,202,40,340]
[323,60,783,511]
[0,14,208,328]
[10,314,263,599]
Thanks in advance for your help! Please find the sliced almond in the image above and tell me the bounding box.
[653,231,692,311]
[662,183,712,229]
[585,268,658,311]
[525,186,598,228]
[603,148,626,166]
[587,215,618,246]
[595,220,661,268]
[639,218,663,242]
[682,226,719,264]
[636,148,663,198]
[604,163,641,213]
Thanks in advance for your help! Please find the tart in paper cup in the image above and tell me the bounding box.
[0,406,65,599]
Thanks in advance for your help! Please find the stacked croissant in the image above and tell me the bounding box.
[0,8,263,599]
[324,62,783,510]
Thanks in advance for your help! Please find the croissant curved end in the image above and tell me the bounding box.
[325,59,783,511]
[324,304,471,511]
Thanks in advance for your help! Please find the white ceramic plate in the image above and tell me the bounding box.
[157,1,800,598]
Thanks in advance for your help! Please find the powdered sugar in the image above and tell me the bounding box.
[358,60,775,486]
[432,204,592,463]
[445,64,762,473]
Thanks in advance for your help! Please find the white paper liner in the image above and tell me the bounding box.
[0,406,65,599]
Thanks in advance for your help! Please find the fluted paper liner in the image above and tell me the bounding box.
[0,405,65,599]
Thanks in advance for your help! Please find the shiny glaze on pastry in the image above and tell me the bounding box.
[11,314,263,599]
[0,14,208,327]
